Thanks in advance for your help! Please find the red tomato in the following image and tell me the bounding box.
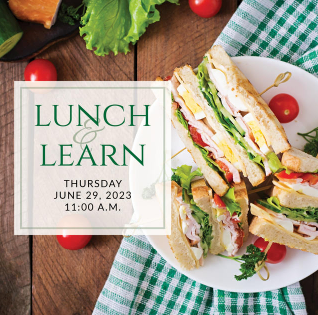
[301,173,318,185]
[254,237,286,264]
[164,76,172,81]
[24,59,57,81]
[276,170,302,179]
[189,0,222,18]
[216,160,233,182]
[214,194,226,208]
[56,234,92,250]
[189,125,209,147]
[269,93,299,123]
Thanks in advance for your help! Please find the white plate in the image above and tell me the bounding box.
[143,56,318,292]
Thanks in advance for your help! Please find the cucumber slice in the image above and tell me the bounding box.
[0,1,23,58]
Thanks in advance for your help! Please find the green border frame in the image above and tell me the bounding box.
[19,86,168,230]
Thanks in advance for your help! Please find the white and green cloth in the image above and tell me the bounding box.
[93,0,318,313]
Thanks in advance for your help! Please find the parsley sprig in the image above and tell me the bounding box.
[58,2,86,26]
[218,244,267,281]
[298,127,318,157]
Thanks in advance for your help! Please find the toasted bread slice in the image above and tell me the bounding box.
[249,215,318,255]
[207,45,290,154]
[167,181,199,270]
[273,186,318,208]
[174,65,265,187]
[171,106,229,196]
[281,147,318,173]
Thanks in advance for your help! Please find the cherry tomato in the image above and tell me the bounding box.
[301,173,318,185]
[189,0,222,18]
[216,160,233,182]
[56,234,92,250]
[164,76,172,81]
[276,170,303,179]
[24,59,57,81]
[254,237,286,264]
[214,194,226,208]
[189,125,209,147]
[269,93,299,123]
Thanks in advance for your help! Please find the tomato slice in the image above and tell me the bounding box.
[164,76,172,81]
[254,237,286,264]
[188,125,209,147]
[216,160,233,183]
[301,173,318,185]
[276,170,303,179]
[214,194,226,208]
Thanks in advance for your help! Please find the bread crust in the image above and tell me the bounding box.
[167,181,199,270]
[234,181,249,241]
[273,186,318,208]
[171,106,229,196]
[281,147,318,173]
[208,45,290,154]
[249,216,318,255]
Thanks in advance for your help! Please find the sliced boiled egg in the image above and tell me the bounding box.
[244,113,270,154]
[179,205,187,221]
[190,246,203,260]
[210,69,228,94]
[177,84,206,120]
[181,221,188,234]
[274,218,294,233]
[284,183,318,198]
[227,91,248,112]
[212,133,239,166]
[221,229,234,253]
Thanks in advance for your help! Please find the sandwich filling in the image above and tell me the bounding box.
[275,170,318,198]
[171,75,241,184]
[257,197,318,240]
[196,56,284,175]
[213,189,244,256]
[172,166,213,264]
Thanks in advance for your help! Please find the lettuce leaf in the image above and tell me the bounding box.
[79,0,178,56]
[171,165,202,193]
[221,187,242,217]
[191,204,213,257]
[258,197,318,223]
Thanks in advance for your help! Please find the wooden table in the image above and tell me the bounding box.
[0,0,317,314]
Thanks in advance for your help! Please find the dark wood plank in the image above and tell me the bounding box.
[32,34,133,315]
[0,61,31,314]
[137,0,237,80]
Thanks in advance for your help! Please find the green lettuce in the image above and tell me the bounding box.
[191,204,213,257]
[79,0,179,56]
[171,165,202,193]
[221,187,242,217]
[197,58,267,170]
[175,109,228,182]
[258,196,318,223]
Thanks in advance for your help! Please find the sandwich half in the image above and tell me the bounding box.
[167,165,249,270]
[274,147,318,199]
[197,45,290,179]
[250,186,318,254]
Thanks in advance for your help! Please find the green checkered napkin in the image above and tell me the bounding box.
[93,0,318,313]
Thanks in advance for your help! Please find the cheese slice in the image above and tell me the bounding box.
[177,84,206,120]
